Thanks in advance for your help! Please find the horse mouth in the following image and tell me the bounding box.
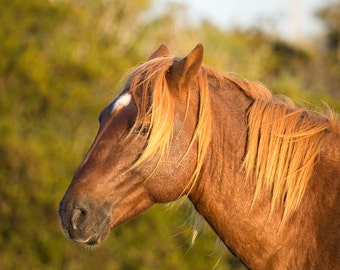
[63,218,111,246]
[84,237,102,246]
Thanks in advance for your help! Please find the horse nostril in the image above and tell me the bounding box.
[71,208,88,230]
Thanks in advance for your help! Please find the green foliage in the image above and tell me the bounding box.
[0,0,339,269]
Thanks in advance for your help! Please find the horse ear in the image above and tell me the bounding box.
[169,44,204,89]
[148,44,170,60]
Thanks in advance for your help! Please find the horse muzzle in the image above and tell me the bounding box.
[58,198,112,246]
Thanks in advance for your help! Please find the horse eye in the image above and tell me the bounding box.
[133,124,150,136]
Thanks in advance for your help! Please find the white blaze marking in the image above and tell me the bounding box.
[111,93,132,112]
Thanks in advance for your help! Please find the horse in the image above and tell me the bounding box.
[59,44,340,269]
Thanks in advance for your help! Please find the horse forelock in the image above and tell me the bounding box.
[124,57,175,172]
[120,57,212,194]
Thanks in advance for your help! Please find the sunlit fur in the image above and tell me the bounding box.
[121,55,337,220]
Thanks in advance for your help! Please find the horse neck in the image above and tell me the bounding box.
[189,84,340,269]
[320,125,340,170]
[189,82,264,267]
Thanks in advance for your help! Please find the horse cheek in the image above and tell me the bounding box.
[146,159,195,203]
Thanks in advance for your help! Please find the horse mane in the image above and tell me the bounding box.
[221,69,335,220]
[123,56,336,220]
[123,56,211,194]
[244,99,333,220]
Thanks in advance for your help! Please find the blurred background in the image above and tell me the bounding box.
[0,0,339,269]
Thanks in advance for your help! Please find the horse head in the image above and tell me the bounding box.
[58,44,208,246]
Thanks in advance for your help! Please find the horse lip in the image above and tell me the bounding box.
[59,213,111,246]
[69,217,111,246]
[84,237,101,246]
[69,235,101,246]
[64,224,110,246]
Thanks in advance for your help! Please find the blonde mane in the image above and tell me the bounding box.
[244,98,332,220]
[124,56,211,194]
[123,56,335,220]
[224,70,334,220]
